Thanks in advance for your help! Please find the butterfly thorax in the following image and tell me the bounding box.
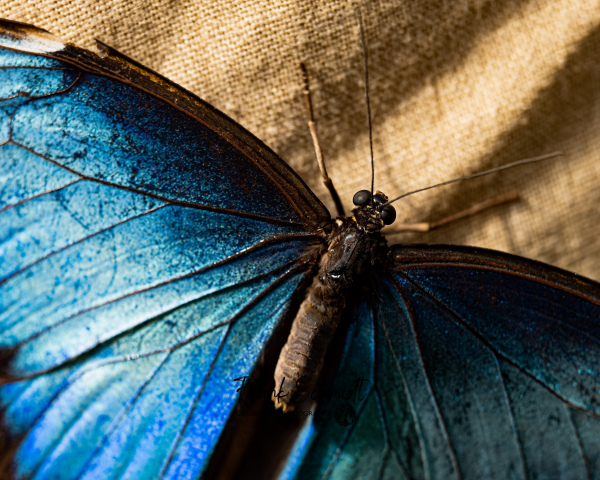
[273,192,391,412]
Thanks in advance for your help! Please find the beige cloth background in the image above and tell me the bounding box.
[4,0,600,281]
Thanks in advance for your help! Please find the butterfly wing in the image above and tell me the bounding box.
[283,245,600,479]
[0,20,329,480]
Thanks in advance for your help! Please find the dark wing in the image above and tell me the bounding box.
[282,244,600,480]
[0,20,329,480]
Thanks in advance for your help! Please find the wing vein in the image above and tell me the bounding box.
[496,356,529,480]
[565,406,593,479]
[7,140,314,228]
[322,389,375,480]
[0,176,83,214]
[26,350,170,479]
[370,298,413,479]
[74,351,172,479]
[0,70,80,101]
[373,390,411,480]
[396,270,600,420]
[386,277,462,479]
[0,202,167,287]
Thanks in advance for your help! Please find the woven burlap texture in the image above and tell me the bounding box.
[5,0,600,280]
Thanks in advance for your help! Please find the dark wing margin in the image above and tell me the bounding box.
[0,18,330,228]
[282,244,600,479]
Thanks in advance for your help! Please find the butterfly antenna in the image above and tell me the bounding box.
[357,8,375,196]
[300,63,345,217]
[385,151,564,205]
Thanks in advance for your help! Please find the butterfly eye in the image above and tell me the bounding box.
[380,204,396,225]
[372,194,386,205]
[353,190,372,206]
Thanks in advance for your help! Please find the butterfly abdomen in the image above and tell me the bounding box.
[273,218,384,412]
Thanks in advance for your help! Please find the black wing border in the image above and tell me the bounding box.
[388,243,600,304]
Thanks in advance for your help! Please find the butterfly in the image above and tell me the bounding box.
[1,18,600,480]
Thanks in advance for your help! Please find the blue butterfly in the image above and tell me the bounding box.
[1,19,600,480]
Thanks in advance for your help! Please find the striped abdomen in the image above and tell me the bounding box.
[273,220,383,412]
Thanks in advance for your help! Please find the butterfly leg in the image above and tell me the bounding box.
[300,62,346,217]
[386,192,520,233]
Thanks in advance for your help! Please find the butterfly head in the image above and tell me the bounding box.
[351,189,396,232]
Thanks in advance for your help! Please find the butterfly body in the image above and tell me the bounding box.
[274,193,390,412]
[1,19,600,480]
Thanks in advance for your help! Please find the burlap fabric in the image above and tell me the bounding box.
[5,0,600,280]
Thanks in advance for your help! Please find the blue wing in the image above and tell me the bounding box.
[0,20,329,479]
[283,245,600,480]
